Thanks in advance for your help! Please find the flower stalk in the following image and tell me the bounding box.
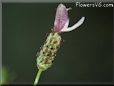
[34,69,42,85]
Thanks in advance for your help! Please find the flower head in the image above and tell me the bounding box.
[54,3,85,33]
[35,4,85,85]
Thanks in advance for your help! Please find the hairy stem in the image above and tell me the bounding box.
[34,69,43,85]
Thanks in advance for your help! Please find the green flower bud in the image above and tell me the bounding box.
[36,32,61,71]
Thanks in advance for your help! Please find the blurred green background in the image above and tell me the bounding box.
[2,3,113,84]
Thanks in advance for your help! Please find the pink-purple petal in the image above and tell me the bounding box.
[54,4,69,32]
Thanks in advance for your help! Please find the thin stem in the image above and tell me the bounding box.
[34,69,43,86]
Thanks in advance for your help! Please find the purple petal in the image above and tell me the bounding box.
[61,17,85,32]
[54,4,69,32]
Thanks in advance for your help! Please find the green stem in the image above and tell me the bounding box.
[34,69,43,86]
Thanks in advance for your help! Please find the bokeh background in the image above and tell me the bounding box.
[2,3,113,84]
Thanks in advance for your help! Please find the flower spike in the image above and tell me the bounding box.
[34,3,85,85]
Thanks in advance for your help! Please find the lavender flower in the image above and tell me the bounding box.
[54,4,85,33]
[34,3,85,85]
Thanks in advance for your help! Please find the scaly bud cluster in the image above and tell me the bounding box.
[36,32,61,71]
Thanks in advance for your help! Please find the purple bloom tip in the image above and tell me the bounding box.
[53,3,85,33]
